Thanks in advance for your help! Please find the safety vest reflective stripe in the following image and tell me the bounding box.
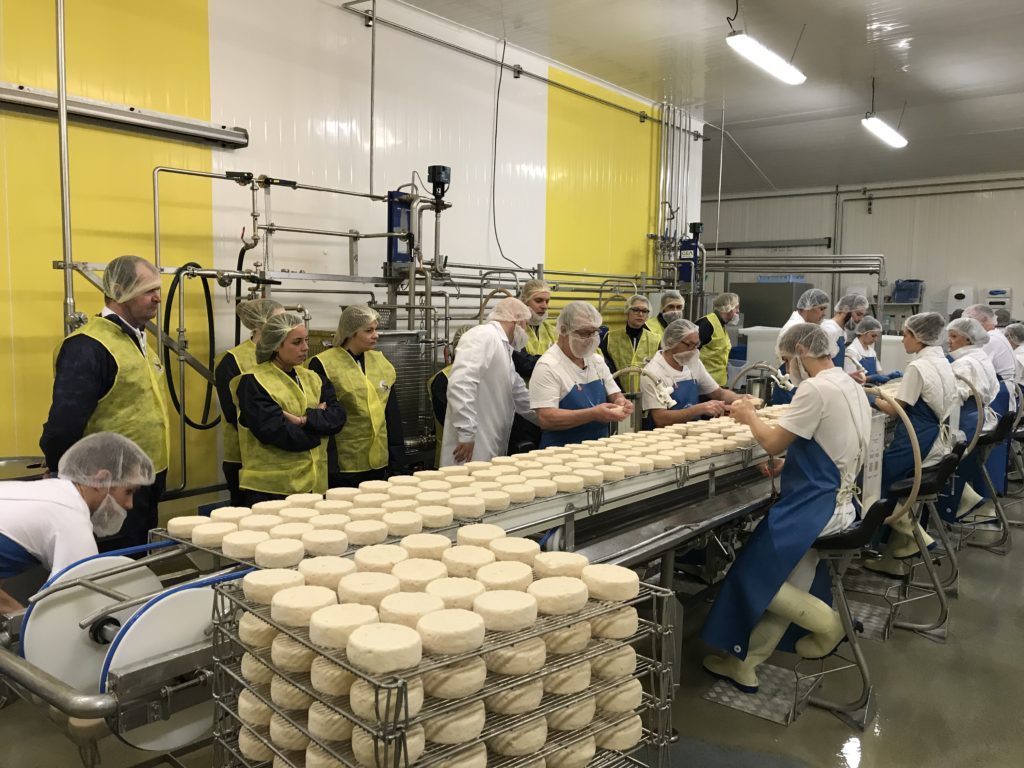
[525,320,559,356]
[234,362,328,495]
[314,348,396,473]
[606,327,662,392]
[217,340,258,464]
[70,317,170,471]
[700,312,731,387]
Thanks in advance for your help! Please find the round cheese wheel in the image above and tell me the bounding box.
[476,561,533,592]
[270,675,313,711]
[591,644,637,679]
[494,474,529,488]
[383,511,423,536]
[326,487,361,502]
[489,455,518,467]
[482,636,546,674]
[285,492,324,508]
[269,714,310,754]
[548,695,596,730]
[271,633,316,672]
[238,518,284,536]
[543,659,591,694]
[414,470,446,481]
[240,652,272,684]
[525,478,558,498]
[298,555,355,589]
[306,744,345,768]
[417,505,455,528]
[489,536,540,565]
[345,519,389,545]
[442,545,495,578]
[471,469,503,483]
[391,558,448,591]
[388,485,422,501]
[278,507,318,523]
[301,529,349,556]
[543,619,592,654]
[521,468,555,480]
[449,497,486,519]
[389,474,423,487]
[594,464,626,482]
[631,456,655,472]
[648,453,674,469]
[533,551,589,579]
[424,577,486,610]
[352,493,390,508]
[470,481,501,493]
[314,499,353,515]
[221,530,269,559]
[504,483,537,503]
[358,479,392,493]
[254,538,304,568]
[271,585,337,627]
[448,486,478,499]
[337,572,400,608]
[209,506,250,524]
[595,714,643,750]
[346,622,423,674]
[252,500,291,514]
[527,576,589,615]
[487,718,547,756]
[242,568,304,604]
[381,499,418,514]
[444,475,476,489]
[352,725,425,768]
[575,468,605,487]
[238,689,272,726]
[582,563,640,601]
[416,608,485,654]
[355,544,409,573]
[456,523,506,548]
[310,655,356,696]
[597,678,643,712]
[400,532,452,560]
[547,735,596,768]
[484,678,543,714]
[480,490,511,510]
[417,491,450,507]
[423,700,486,745]
[438,464,470,477]
[512,459,543,471]
[552,474,585,493]
[268,522,313,541]
[473,589,537,631]
[419,480,453,494]
[591,605,639,639]
[421,655,487,699]
[379,591,445,628]
[191,521,237,547]
[309,602,378,649]
[238,727,273,762]
[166,516,208,539]
[308,513,351,530]
[308,700,354,742]
[239,611,278,646]
[463,461,492,474]
[350,676,424,720]
[348,507,386,522]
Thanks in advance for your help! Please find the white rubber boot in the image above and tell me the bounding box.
[888,513,934,559]
[703,613,791,693]
[767,582,845,660]
[864,551,907,578]
[957,483,984,518]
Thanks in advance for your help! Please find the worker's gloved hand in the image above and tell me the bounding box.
[866,373,889,384]
[592,402,627,423]
[886,371,903,381]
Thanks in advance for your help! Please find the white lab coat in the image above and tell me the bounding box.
[0,478,96,577]
[441,322,537,465]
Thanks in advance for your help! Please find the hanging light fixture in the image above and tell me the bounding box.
[725,1,807,85]
[862,78,908,148]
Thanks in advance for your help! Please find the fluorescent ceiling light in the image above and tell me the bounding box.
[861,115,908,148]
[726,31,806,85]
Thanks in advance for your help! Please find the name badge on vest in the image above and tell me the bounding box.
[379,380,390,393]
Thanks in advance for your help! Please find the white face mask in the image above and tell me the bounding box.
[529,311,546,327]
[569,335,600,359]
[788,356,809,385]
[512,326,529,351]
[91,492,128,537]
[672,351,697,366]
[727,315,740,326]
[663,310,684,323]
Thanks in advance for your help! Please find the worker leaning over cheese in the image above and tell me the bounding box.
[214,298,285,505]
[529,301,632,448]
[231,313,345,504]
[309,305,405,488]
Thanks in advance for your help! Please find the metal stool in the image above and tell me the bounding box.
[797,497,898,730]
[958,412,1016,554]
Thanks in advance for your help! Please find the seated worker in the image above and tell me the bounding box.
[309,306,404,488]
[821,294,869,366]
[701,323,871,693]
[654,290,686,331]
[843,316,897,382]
[867,312,957,573]
[1005,323,1024,386]
[215,298,285,505]
[696,292,740,387]
[0,433,155,613]
[530,301,633,447]
[233,313,345,504]
[428,326,470,468]
[937,318,999,522]
[600,294,663,393]
[641,319,747,428]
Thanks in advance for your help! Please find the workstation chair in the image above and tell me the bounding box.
[956,412,1017,555]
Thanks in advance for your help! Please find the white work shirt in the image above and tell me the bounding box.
[101,307,147,354]
[1014,346,1024,386]
[0,479,97,577]
[844,337,878,374]
[529,344,621,410]
[640,352,718,412]
[819,318,844,359]
[441,322,535,465]
[896,346,958,466]
[950,346,999,432]
[777,367,872,534]
[983,329,1015,381]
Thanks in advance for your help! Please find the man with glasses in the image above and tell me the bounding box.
[642,320,748,428]
[600,294,663,393]
[530,301,632,447]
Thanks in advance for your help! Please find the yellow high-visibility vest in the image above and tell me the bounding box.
[216,339,258,464]
[699,311,732,387]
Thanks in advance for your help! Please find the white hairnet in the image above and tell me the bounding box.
[57,432,155,488]
[995,308,1011,326]
[855,316,882,335]
[334,305,379,347]
[625,294,651,314]
[947,317,989,346]
[964,303,995,324]
[556,301,602,335]
[450,325,472,355]
[520,279,551,302]
[796,288,830,310]
[835,294,869,313]
[488,297,532,323]
[660,290,684,310]
[778,323,831,359]
[713,292,739,312]
[1004,323,1024,346]
[257,312,305,363]
[236,298,285,331]
[661,319,699,349]
[903,312,946,346]
[103,255,161,304]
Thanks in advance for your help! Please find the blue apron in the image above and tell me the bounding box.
[701,436,839,660]
[859,356,878,376]
[936,398,982,522]
[881,398,941,493]
[984,381,1011,496]
[643,378,698,431]
[831,336,846,369]
[539,379,610,448]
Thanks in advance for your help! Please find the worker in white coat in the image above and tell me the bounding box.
[442,297,538,465]
[0,433,155,613]
[773,288,830,404]
[1004,323,1024,385]
[820,293,868,366]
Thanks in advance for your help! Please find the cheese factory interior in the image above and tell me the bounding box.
[3,0,1024,766]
